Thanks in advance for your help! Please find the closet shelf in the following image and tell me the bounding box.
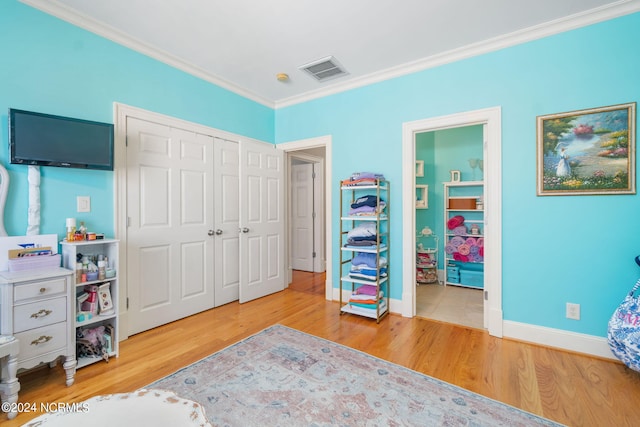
[339,178,389,323]
[340,184,389,191]
[340,215,387,221]
[443,181,485,289]
[341,246,387,254]
[340,301,388,319]
[340,275,388,285]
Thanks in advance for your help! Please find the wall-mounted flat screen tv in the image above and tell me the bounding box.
[9,108,114,171]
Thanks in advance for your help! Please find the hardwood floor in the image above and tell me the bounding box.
[5,270,640,426]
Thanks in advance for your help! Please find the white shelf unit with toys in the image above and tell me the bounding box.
[443,181,485,289]
[61,239,119,368]
[416,233,439,285]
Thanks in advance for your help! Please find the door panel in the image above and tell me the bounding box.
[247,175,261,222]
[213,138,240,307]
[181,170,206,225]
[140,166,170,226]
[127,117,215,335]
[267,234,280,278]
[247,235,262,285]
[291,163,314,271]
[182,241,207,297]
[139,245,171,309]
[239,140,285,303]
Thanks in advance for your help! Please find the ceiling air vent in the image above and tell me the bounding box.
[299,56,348,82]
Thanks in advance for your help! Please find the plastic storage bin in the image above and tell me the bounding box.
[460,269,484,288]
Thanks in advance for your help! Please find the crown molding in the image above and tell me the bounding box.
[20,0,275,108]
[20,0,640,110]
[274,0,640,108]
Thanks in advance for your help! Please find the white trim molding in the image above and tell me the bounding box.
[402,106,503,337]
[22,0,640,108]
[504,321,616,360]
[277,136,333,301]
[275,1,640,107]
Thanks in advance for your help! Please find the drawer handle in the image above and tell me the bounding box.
[31,335,53,346]
[30,309,53,319]
[39,287,47,293]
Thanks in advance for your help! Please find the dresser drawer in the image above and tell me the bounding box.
[13,296,67,333]
[14,277,67,302]
[15,322,68,361]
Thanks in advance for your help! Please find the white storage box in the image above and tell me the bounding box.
[7,254,61,272]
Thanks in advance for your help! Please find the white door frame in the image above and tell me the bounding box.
[278,136,333,301]
[401,107,503,337]
[289,152,325,273]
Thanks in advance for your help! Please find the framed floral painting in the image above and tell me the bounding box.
[537,102,636,196]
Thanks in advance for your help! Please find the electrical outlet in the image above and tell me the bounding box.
[566,302,580,320]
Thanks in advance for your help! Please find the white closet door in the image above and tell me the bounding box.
[126,117,215,335]
[239,140,285,303]
[213,138,240,306]
[291,163,314,272]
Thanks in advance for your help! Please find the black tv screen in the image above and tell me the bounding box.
[9,108,114,170]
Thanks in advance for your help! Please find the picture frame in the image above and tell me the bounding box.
[415,160,424,177]
[536,102,636,196]
[416,184,428,209]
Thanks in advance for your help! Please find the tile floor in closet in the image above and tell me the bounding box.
[415,283,484,329]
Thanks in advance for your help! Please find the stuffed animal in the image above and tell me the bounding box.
[82,325,105,346]
[76,326,109,362]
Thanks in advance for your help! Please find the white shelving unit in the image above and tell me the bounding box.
[443,181,484,289]
[416,232,439,285]
[339,179,389,322]
[61,239,119,368]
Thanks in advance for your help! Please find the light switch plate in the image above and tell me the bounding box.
[77,196,91,213]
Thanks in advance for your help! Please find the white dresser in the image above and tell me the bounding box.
[0,268,77,386]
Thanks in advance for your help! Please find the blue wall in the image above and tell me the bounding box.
[0,1,273,238]
[415,131,436,246]
[276,13,640,337]
[3,0,640,339]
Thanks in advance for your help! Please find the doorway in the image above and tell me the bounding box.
[414,125,484,329]
[401,107,503,337]
[278,136,333,301]
[289,152,325,274]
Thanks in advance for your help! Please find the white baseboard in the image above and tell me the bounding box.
[331,288,614,360]
[503,320,615,360]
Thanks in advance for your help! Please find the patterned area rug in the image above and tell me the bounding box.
[150,325,563,426]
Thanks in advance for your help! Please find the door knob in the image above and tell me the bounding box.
[208,229,224,236]
[215,229,223,235]
[241,227,249,233]
[208,230,214,236]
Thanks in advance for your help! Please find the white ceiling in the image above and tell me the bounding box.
[22,0,640,107]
